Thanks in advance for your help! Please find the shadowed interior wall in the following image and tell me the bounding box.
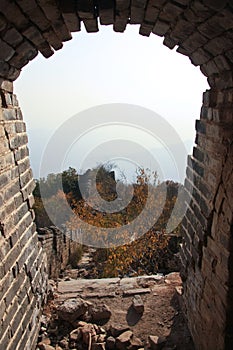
[0,1,233,349]
[180,88,233,349]
[0,81,47,350]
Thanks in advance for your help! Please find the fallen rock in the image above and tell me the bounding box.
[129,336,143,350]
[92,343,106,350]
[106,336,116,349]
[96,326,106,335]
[40,315,49,328]
[116,330,133,350]
[57,298,89,322]
[47,321,58,335]
[81,323,97,345]
[69,328,82,342]
[97,334,106,343]
[109,324,130,337]
[77,268,88,277]
[59,338,69,349]
[132,295,144,314]
[38,345,55,350]
[148,335,167,350]
[75,320,88,327]
[38,338,51,347]
[90,304,112,322]
[55,346,63,350]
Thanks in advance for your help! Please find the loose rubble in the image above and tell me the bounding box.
[132,295,144,314]
[57,298,89,322]
[89,304,112,322]
[36,273,194,350]
[148,335,167,350]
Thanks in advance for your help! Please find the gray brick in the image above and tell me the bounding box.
[2,109,17,121]
[37,41,54,58]
[7,66,21,81]
[190,1,214,21]
[14,201,29,225]
[22,26,48,47]
[0,298,6,320]
[9,133,28,150]
[130,0,147,24]
[190,48,212,66]
[113,0,130,32]
[170,19,195,43]
[62,13,81,32]
[181,32,208,52]
[152,19,170,36]
[83,18,99,33]
[215,9,233,31]
[0,271,13,301]
[18,157,30,174]
[9,41,38,69]
[160,2,184,22]
[38,0,72,41]
[204,35,233,56]
[17,0,50,31]
[77,0,96,19]
[163,36,177,49]
[0,137,9,154]
[52,21,72,42]
[2,28,23,48]
[5,181,21,204]
[214,55,232,72]
[202,0,227,11]
[19,168,33,188]
[0,328,11,350]
[114,14,129,33]
[198,17,225,39]
[201,60,219,76]
[139,22,153,37]
[99,0,114,25]
[0,0,28,30]
[0,14,7,31]
[21,179,35,201]
[144,0,159,23]
[0,81,13,93]
[0,61,10,79]
[0,170,11,190]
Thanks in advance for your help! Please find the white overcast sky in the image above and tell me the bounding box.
[15,25,209,182]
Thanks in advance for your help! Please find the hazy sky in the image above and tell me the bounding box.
[14,25,209,181]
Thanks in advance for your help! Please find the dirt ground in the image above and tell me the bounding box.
[44,272,194,349]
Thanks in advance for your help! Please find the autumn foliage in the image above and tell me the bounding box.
[33,166,183,277]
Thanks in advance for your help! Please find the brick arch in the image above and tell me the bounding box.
[0,2,233,350]
[0,0,232,88]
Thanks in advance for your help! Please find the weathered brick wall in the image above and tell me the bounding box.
[0,2,233,349]
[0,81,47,350]
[0,88,232,350]
[38,226,81,279]
[181,88,233,350]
